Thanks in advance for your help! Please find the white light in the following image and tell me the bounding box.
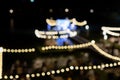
[90,9,94,13]
[113,63,117,66]
[26,74,30,78]
[9,9,13,14]
[70,66,74,70]
[9,75,13,79]
[66,68,70,71]
[102,26,120,37]
[88,66,92,69]
[0,47,3,52]
[65,8,69,12]
[84,66,88,70]
[102,31,106,35]
[104,35,108,40]
[46,72,51,75]
[85,25,89,30]
[30,0,34,2]
[51,70,55,74]
[61,69,65,72]
[97,65,101,69]
[3,49,6,52]
[105,64,109,67]
[93,66,97,69]
[31,74,35,77]
[91,40,95,44]
[75,66,79,70]
[56,70,60,74]
[41,72,45,76]
[4,75,8,79]
[118,62,120,65]
[15,75,19,79]
[109,63,113,67]
[36,73,40,77]
[80,66,83,70]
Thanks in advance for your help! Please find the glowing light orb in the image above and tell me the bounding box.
[30,0,34,2]
[9,9,13,14]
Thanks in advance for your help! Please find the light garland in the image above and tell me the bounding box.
[3,48,35,53]
[46,18,87,27]
[91,43,120,61]
[102,26,120,31]
[41,40,120,61]
[41,42,92,51]
[0,40,120,79]
[0,47,3,79]
[35,29,77,39]
[102,26,120,36]
[0,62,120,79]
[103,30,120,37]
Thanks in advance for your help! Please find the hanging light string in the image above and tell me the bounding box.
[41,42,91,50]
[35,29,77,39]
[1,48,35,53]
[1,40,120,61]
[102,26,120,36]
[46,18,87,27]
[0,61,120,79]
[91,43,120,61]
[41,40,120,61]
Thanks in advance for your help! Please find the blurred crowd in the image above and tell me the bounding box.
[3,50,120,80]
[3,36,120,80]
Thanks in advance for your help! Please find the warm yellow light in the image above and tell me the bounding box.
[4,75,8,79]
[15,75,19,79]
[9,75,13,79]
[31,74,35,77]
[26,74,30,78]
[41,72,45,76]
[36,73,40,77]
[46,72,51,75]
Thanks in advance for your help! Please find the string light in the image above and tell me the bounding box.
[3,48,35,53]
[102,26,120,31]
[15,75,19,79]
[31,74,35,77]
[41,42,91,51]
[75,66,79,70]
[92,43,120,61]
[9,75,13,79]
[70,66,74,70]
[102,26,120,36]
[40,39,120,62]
[36,73,40,77]
[61,69,65,73]
[46,72,51,75]
[0,61,119,79]
[51,70,55,74]
[46,18,87,26]
[35,29,77,39]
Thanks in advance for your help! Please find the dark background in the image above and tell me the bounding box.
[0,0,120,47]
[1,0,120,78]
